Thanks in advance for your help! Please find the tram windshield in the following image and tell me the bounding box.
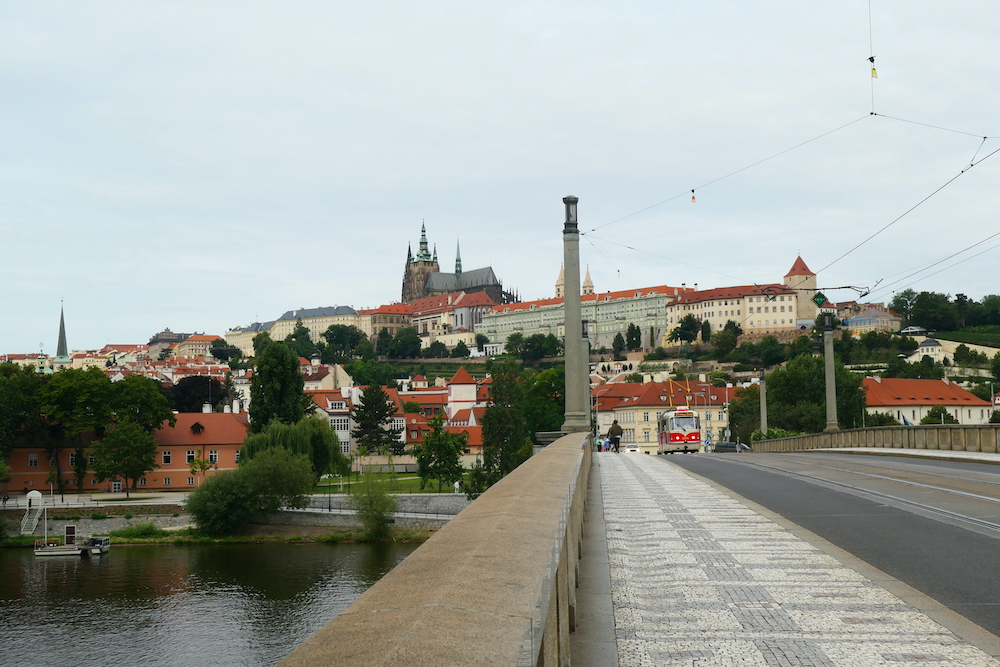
[670,415,698,431]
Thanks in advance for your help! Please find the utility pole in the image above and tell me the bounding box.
[561,196,590,432]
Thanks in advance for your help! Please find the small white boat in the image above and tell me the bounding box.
[86,537,111,555]
[33,540,85,557]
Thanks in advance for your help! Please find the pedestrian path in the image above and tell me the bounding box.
[599,453,1000,666]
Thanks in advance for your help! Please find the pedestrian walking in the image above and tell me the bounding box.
[607,420,623,453]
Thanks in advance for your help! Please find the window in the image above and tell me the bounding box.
[162,451,172,465]
[186,450,196,464]
[235,449,241,462]
[341,441,350,454]
[163,478,172,486]
[139,478,146,486]
[643,431,650,442]
[187,477,195,485]
[68,452,77,467]
[89,455,96,465]
[331,417,350,431]
[28,453,38,468]
[209,450,219,464]
[643,412,649,422]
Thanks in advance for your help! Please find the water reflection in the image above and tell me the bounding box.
[0,542,415,667]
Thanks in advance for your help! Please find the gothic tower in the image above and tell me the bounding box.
[401,222,440,303]
[784,256,819,323]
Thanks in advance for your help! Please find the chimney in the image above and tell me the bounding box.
[202,403,212,414]
[233,399,240,413]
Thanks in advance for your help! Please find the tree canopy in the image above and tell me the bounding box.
[413,416,466,492]
[242,416,347,478]
[350,384,403,454]
[90,421,159,497]
[249,341,311,433]
[481,359,530,484]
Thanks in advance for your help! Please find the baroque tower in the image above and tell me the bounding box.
[402,222,440,303]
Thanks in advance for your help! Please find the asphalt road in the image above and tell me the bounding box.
[662,452,1000,636]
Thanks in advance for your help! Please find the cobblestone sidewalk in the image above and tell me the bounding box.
[602,454,1000,666]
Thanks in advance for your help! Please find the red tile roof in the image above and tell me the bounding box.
[488,285,689,315]
[449,367,476,385]
[862,378,990,407]
[155,413,249,446]
[669,284,794,305]
[785,256,814,277]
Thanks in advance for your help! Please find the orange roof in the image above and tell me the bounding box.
[488,285,689,315]
[862,378,990,407]
[154,413,249,446]
[785,256,814,277]
[592,381,735,410]
[669,284,794,305]
[454,291,498,308]
[449,367,476,385]
[184,335,224,343]
[358,303,413,316]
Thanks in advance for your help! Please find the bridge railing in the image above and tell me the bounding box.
[278,431,592,667]
[752,424,1000,453]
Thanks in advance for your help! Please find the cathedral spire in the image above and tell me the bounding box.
[406,242,413,264]
[432,243,437,262]
[417,219,432,262]
[455,238,462,277]
[56,302,68,359]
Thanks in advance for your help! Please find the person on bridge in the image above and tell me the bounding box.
[607,420,623,453]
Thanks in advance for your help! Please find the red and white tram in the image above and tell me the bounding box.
[657,407,701,454]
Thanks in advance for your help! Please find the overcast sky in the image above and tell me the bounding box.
[3,2,999,354]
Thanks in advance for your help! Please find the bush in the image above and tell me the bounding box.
[111,522,168,539]
[90,513,109,520]
[347,470,398,540]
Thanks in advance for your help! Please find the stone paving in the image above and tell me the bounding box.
[602,454,1000,666]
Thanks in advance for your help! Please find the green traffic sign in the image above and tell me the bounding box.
[812,292,827,307]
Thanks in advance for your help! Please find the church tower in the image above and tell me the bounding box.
[582,267,594,295]
[402,221,440,303]
[555,265,565,299]
[784,256,819,323]
[52,302,71,370]
[455,239,462,277]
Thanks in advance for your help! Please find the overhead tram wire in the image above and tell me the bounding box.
[817,144,1000,276]
[581,115,871,235]
[876,240,1000,297]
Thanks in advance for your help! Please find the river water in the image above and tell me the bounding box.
[0,542,416,666]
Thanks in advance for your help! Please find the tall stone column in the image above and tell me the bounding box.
[824,313,839,432]
[561,196,590,432]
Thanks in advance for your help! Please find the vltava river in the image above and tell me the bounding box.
[0,542,416,666]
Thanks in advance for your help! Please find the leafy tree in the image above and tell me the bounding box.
[170,376,226,413]
[990,410,1000,424]
[668,314,701,343]
[700,320,712,343]
[39,367,115,497]
[523,365,565,437]
[375,328,393,357]
[90,422,159,497]
[353,337,376,361]
[481,359,529,484]
[728,384,759,444]
[451,340,470,358]
[757,336,785,366]
[249,341,311,433]
[865,411,901,426]
[350,384,403,455]
[243,417,347,478]
[346,470,399,540]
[723,320,743,337]
[283,318,316,359]
[475,333,490,351]
[920,405,959,425]
[320,324,368,364]
[423,340,450,358]
[711,329,737,357]
[390,327,422,359]
[113,375,175,432]
[186,448,314,535]
[521,334,552,362]
[889,289,917,325]
[210,339,244,363]
[252,332,273,356]
[0,363,46,458]
[993,351,1000,381]
[909,291,958,332]
[345,359,400,389]
[612,333,626,359]
[764,354,866,433]
[623,372,643,382]
[189,450,214,487]
[626,323,642,351]
[505,332,525,358]
[969,384,994,402]
[414,416,466,492]
[403,401,422,414]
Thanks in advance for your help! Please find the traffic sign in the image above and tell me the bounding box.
[812,292,827,307]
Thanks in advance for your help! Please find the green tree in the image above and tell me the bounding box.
[346,470,399,540]
[481,359,529,484]
[210,339,244,364]
[252,332,274,356]
[283,318,316,359]
[186,448,314,535]
[390,327,422,359]
[320,324,368,364]
[414,416,466,492]
[451,340,470,358]
[375,328,393,357]
[889,289,917,325]
[711,329,737,357]
[39,367,114,497]
[0,363,45,458]
[170,376,226,413]
[626,323,642,351]
[723,320,743,337]
[90,422,159,497]
[523,365,565,436]
[424,340,450,358]
[403,401,421,414]
[764,354,866,432]
[700,320,712,343]
[505,332,525,358]
[475,333,490,351]
[909,292,958,332]
[757,336,784,366]
[728,384,760,444]
[242,417,347,479]
[249,341,310,433]
[866,411,901,426]
[969,384,993,402]
[920,405,959,424]
[113,375,175,432]
[350,384,403,455]
[345,359,400,388]
[612,333,626,359]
